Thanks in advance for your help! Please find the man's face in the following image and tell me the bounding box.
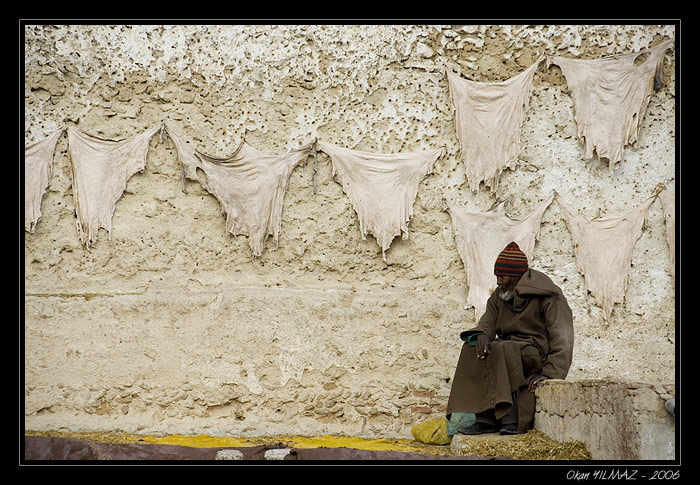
[496,275,520,292]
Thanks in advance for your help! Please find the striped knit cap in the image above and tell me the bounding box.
[494,242,528,277]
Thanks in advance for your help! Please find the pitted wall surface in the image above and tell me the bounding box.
[24,24,676,439]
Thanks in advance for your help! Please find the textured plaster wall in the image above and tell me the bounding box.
[24,24,676,439]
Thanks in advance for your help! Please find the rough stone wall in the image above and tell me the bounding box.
[24,24,676,439]
[534,379,676,460]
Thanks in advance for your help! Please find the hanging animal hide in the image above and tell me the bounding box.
[446,57,543,193]
[446,192,554,319]
[317,140,445,261]
[656,186,675,282]
[555,190,659,322]
[66,125,162,248]
[25,126,66,232]
[165,126,314,257]
[549,39,674,169]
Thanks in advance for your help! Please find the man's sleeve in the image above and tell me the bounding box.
[541,295,575,379]
[464,291,500,343]
[460,330,487,346]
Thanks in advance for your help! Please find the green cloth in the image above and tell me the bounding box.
[467,331,486,346]
[446,412,476,437]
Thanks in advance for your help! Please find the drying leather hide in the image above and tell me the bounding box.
[656,186,675,281]
[446,57,543,193]
[549,40,673,169]
[25,126,66,232]
[67,125,162,248]
[446,192,554,319]
[166,126,314,257]
[555,191,658,322]
[317,140,445,261]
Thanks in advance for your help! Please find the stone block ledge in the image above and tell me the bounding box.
[534,379,676,460]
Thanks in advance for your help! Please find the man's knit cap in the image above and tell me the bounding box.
[494,242,528,277]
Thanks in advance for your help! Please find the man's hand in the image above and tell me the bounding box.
[527,374,548,392]
[476,334,490,360]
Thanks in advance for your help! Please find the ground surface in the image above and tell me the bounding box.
[23,429,590,461]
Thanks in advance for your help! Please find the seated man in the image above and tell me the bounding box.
[446,242,574,435]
